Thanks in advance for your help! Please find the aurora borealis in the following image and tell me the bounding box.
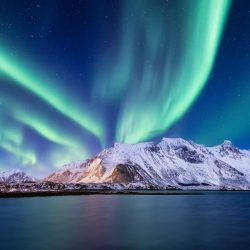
[114,0,231,143]
[0,0,249,176]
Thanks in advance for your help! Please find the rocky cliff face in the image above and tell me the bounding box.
[45,138,250,189]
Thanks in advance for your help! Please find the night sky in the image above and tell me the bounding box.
[0,0,249,176]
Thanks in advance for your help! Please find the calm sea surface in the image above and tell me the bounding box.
[1,192,250,250]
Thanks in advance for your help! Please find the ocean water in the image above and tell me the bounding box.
[0,192,250,250]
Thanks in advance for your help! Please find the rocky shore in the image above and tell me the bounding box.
[1,181,248,198]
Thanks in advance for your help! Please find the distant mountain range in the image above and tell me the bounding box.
[0,169,36,183]
[1,138,250,190]
[44,138,250,189]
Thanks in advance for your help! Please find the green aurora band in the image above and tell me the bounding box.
[0,89,89,153]
[94,0,231,143]
[0,118,36,165]
[0,0,234,172]
[0,82,90,165]
[0,48,104,142]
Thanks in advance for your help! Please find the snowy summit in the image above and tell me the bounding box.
[45,138,250,190]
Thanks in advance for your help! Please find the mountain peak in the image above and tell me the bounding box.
[0,169,36,183]
[209,140,241,157]
[161,137,187,143]
[222,140,234,147]
[220,140,239,152]
[45,138,250,189]
[0,169,22,177]
[114,141,154,147]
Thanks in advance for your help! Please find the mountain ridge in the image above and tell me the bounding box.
[45,138,250,189]
[0,169,36,183]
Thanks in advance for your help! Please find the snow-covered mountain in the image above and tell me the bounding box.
[45,138,250,189]
[0,169,36,183]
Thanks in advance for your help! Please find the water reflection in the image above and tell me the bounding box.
[0,193,250,249]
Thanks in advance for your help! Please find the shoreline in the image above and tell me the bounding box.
[0,190,202,198]
[1,189,250,198]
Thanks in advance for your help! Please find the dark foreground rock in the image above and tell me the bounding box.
[0,181,248,198]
